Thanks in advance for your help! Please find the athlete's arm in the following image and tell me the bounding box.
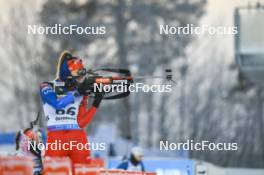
[77,92,104,128]
[40,82,76,110]
[77,96,97,128]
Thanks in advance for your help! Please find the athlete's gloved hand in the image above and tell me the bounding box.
[77,82,87,95]
[77,78,93,96]
[92,91,104,108]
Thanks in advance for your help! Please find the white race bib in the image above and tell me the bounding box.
[43,95,83,131]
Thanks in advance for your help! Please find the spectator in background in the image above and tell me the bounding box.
[117,146,145,171]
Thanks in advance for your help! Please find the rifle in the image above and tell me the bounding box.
[55,68,175,100]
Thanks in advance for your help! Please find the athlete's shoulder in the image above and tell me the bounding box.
[40,81,54,94]
[40,81,53,88]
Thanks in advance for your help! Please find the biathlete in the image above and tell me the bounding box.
[39,51,103,174]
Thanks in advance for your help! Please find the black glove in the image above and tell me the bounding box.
[77,82,88,95]
[77,78,94,95]
[93,92,104,108]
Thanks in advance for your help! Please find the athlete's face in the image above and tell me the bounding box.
[134,155,143,161]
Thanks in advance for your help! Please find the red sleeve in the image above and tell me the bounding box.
[77,96,97,128]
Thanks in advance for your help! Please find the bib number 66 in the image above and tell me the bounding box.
[56,107,76,115]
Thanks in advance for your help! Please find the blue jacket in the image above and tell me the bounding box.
[39,81,78,110]
[117,160,145,171]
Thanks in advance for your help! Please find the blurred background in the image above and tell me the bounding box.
[0,0,264,174]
